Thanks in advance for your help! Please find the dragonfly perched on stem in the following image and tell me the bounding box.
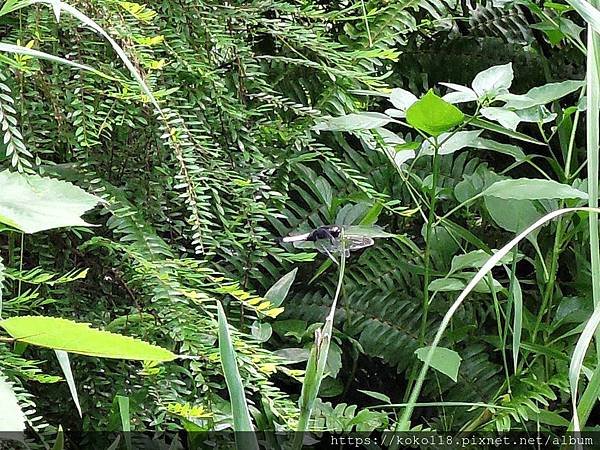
[280,225,392,263]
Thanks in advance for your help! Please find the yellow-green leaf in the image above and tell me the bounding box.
[0,316,175,361]
[406,90,464,136]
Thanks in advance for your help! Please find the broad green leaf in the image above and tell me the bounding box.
[0,316,176,361]
[484,178,588,200]
[216,302,258,446]
[427,278,465,292]
[554,296,593,326]
[514,105,556,124]
[484,195,540,231]
[480,107,521,131]
[116,395,131,432]
[272,319,307,343]
[0,373,25,432]
[389,88,418,113]
[0,170,101,234]
[312,112,391,132]
[454,165,503,203]
[359,202,384,226]
[273,347,310,363]
[406,90,464,136]
[315,177,332,208]
[264,268,297,307]
[326,341,342,378]
[415,346,462,382]
[501,80,584,110]
[471,62,513,98]
[484,197,544,253]
[531,410,571,427]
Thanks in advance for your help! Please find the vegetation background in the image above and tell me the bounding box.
[1,0,600,448]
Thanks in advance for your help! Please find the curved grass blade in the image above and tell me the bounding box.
[397,207,600,432]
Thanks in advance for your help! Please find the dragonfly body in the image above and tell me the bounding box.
[281,225,341,244]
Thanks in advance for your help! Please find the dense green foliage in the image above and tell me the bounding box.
[1,0,600,447]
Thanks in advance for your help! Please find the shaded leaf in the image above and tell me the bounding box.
[484,178,588,200]
[265,268,298,307]
[313,112,391,132]
[415,346,462,382]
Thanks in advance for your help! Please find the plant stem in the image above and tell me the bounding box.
[420,138,440,346]
[403,138,441,403]
[293,241,346,450]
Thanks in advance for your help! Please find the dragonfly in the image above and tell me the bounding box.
[280,225,377,262]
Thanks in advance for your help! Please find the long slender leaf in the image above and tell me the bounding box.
[0,42,113,79]
[398,207,600,431]
[469,116,546,145]
[216,301,258,450]
[54,350,82,418]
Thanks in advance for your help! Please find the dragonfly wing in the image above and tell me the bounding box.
[346,235,375,250]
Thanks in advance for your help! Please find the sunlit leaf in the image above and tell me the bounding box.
[471,62,513,98]
[0,316,176,361]
[0,170,101,234]
[406,90,464,136]
[0,373,25,432]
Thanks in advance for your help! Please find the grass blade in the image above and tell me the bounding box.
[0,43,112,79]
[54,350,81,418]
[397,207,600,431]
[506,249,523,370]
[568,11,600,432]
[569,307,600,430]
[28,0,161,109]
[216,301,259,450]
